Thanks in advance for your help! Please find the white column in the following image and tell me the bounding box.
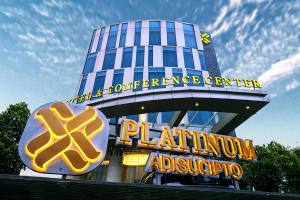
[192,48,201,71]
[84,72,96,93]
[175,22,185,47]
[125,22,135,47]
[161,20,167,46]
[101,26,110,51]
[115,23,122,48]
[90,29,100,53]
[94,50,105,72]
[114,47,123,69]
[193,24,204,50]
[177,46,184,68]
[132,46,137,67]
[153,45,162,67]
[141,20,149,46]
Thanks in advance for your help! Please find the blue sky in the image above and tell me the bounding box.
[0,0,299,147]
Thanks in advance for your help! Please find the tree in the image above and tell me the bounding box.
[0,102,30,174]
[241,141,300,193]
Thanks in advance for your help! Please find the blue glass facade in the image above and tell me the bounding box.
[163,47,177,67]
[188,111,214,126]
[102,49,116,70]
[148,67,165,89]
[121,47,133,68]
[106,25,118,49]
[149,21,161,45]
[96,27,105,51]
[112,69,124,87]
[198,50,207,70]
[134,21,141,46]
[78,74,88,96]
[183,24,197,49]
[136,47,144,67]
[133,68,143,91]
[148,46,153,66]
[172,68,184,87]
[183,48,194,69]
[83,53,96,74]
[119,23,127,47]
[186,69,204,86]
[167,22,176,46]
[92,71,106,98]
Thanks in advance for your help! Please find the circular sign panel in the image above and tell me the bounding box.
[18,102,109,175]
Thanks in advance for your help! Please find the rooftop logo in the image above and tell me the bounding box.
[201,32,211,44]
[19,102,109,175]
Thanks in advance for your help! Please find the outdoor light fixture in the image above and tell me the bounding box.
[141,106,145,110]
[195,102,199,107]
[246,106,250,110]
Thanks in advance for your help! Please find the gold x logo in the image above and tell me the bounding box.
[25,102,104,173]
[201,32,211,44]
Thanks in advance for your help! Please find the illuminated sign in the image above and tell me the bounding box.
[116,119,256,180]
[201,32,211,44]
[69,76,262,103]
[18,102,109,175]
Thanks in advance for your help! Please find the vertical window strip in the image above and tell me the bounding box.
[112,69,124,93]
[78,74,88,96]
[88,30,96,53]
[106,25,119,49]
[102,49,116,70]
[121,47,133,68]
[92,71,106,99]
[167,21,176,46]
[148,46,153,66]
[83,53,97,74]
[96,27,105,52]
[163,47,178,67]
[136,47,144,67]
[148,67,165,89]
[183,24,197,49]
[119,23,128,47]
[133,68,143,92]
[198,51,207,70]
[186,69,203,86]
[183,48,195,69]
[172,68,184,87]
[149,21,161,45]
[134,21,142,46]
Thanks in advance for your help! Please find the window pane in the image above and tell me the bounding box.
[133,68,143,91]
[92,71,106,99]
[78,75,88,96]
[162,111,174,123]
[148,112,157,123]
[96,28,105,51]
[183,48,194,69]
[198,51,207,70]
[186,69,203,86]
[148,46,153,66]
[88,30,96,53]
[136,47,144,67]
[149,21,161,45]
[83,53,97,74]
[163,47,177,67]
[183,24,197,48]
[121,47,133,68]
[112,69,124,86]
[188,111,214,126]
[127,115,139,121]
[102,49,116,70]
[149,67,165,89]
[134,21,141,46]
[167,22,176,46]
[172,68,184,87]
[106,25,118,49]
[119,23,127,47]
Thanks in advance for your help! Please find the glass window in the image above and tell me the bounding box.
[92,71,106,99]
[78,74,88,96]
[148,112,158,123]
[149,67,165,89]
[136,47,144,67]
[149,21,161,45]
[96,27,105,51]
[198,51,207,70]
[88,30,96,53]
[183,48,194,69]
[162,111,174,123]
[121,47,133,68]
[83,53,97,74]
[183,24,197,49]
[126,115,139,121]
[167,22,176,46]
[188,111,214,126]
[172,68,184,87]
[186,69,203,86]
[133,68,143,92]
[112,69,124,87]
[134,21,142,46]
[148,46,153,66]
[106,24,118,49]
[163,47,177,67]
[102,49,116,70]
[119,23,127,47]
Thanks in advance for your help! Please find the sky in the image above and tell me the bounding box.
[0,0,299,147]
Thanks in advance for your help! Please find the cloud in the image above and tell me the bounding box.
[31,4,50,17]
[286,80,300,91]
[258,51,300,87]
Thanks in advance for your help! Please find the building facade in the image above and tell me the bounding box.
[73,20,269,187]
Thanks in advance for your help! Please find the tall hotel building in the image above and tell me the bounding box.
[74,20,269,186]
